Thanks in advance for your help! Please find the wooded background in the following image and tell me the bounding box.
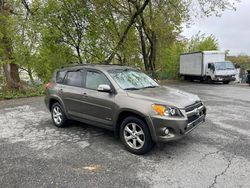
[0,0,245,92]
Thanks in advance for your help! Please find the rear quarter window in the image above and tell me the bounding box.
[56,70,67,83]
[64,71,83,87]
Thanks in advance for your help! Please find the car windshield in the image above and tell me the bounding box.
[215,62,235,70]
[108,69,159,90]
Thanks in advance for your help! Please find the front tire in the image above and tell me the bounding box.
[206,76,212,84]
[51,103,68,128]
[120,116,154,155]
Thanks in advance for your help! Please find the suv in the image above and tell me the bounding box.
[45,64,206,154]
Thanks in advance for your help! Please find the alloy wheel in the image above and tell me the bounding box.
[52,106,62,125]
[123,122,145,150]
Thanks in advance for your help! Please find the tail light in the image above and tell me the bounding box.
[45,82,52,89]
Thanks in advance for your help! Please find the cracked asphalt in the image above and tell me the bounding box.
[0,82,249,188]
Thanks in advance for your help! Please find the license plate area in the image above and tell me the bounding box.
[185,115,204,132]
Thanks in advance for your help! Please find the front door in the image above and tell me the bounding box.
[80,69,116,126]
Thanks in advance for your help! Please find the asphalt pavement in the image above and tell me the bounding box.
[0,82,249,188]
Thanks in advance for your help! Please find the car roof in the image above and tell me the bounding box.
[59,64,136,72]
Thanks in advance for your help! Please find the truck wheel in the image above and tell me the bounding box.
[223,81,230,84]
[184,76,189,81]
[120,116,154,155]
[51,103,68,128]
[206,77,212,84]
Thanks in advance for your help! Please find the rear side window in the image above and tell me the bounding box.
[64,71,83,87]
[86,71,110,90]
[56,70,67,83]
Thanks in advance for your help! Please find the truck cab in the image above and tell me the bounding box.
[206,61,236,84]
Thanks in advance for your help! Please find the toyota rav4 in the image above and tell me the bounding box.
[45,64,206,154]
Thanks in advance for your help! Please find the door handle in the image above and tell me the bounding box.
[59,88,63,94]
[82,92,88,98]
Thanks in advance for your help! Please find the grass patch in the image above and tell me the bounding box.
[0,85,45,100]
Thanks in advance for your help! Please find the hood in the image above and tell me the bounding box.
[126,86,200,109]
[215,69,236,76]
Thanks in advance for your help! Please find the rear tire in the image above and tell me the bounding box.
[223,81,230,84]
[51,103,68,128]
[120,116,154,155]
[184,76,189,81]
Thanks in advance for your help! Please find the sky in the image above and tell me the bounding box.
[182,0,250,56]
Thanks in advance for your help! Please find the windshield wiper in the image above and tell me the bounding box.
[124,87,140,90]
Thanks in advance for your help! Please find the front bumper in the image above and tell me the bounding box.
[214,76,236,82]
[148,105,206,142]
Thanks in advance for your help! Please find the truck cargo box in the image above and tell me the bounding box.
[180,51,225,76]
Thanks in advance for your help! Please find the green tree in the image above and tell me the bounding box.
[0,0,23,90]
[0,0,240,91]
[34,32,75,82]
[187,32,219,52]
[159,41,186,79]
[227,54,250,70]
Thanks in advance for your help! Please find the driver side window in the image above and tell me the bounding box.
[86,71,110,90]
[208,63,214,70]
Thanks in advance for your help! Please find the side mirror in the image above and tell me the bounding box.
[97,84,111,92]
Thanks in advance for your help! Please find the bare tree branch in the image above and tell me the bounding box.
[104,0,151,64]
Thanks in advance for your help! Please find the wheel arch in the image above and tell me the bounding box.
[48,97,67,116]
[114,109,156,141]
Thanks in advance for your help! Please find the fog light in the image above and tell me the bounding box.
[164,128,170,135]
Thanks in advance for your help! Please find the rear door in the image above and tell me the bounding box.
[80,69,116,126]
[60,70,85,117]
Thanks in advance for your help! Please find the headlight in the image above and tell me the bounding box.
[152,104,182,117]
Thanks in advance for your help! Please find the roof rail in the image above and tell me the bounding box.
[104,63,124,66]
[60,63,95,69]
[60,63,125,69]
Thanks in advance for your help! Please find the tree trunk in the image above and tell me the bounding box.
[137,25,149,71]
[149,31,156,71]
[76,46,83,64]
[1,1,23,90]
[27,67,35,84]
[116,53,123,65]
[104,0,150,64]
[3,64,22,90]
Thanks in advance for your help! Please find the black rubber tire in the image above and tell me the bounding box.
[206,76,212,84]
[51,102,68,128]
[120,116,154,155]
[184,76,189,81]
[223,81,230,84]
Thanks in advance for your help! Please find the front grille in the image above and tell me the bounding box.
[188,114,199,124]
[186,101,205,124]
[185,102,202,112]
[215,75,233,78]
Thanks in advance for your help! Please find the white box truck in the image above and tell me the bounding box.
[180,51,236,84]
